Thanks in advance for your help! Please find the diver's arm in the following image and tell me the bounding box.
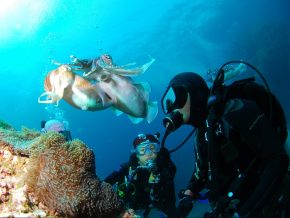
[157,147,176,180]
[159,159,176,182]
[224,99,289,217]
[104,162,129,185]
[104,171,121,185]
[157,155,177,218]
[186,164,208,195]
[167,159,177,180]
[176,152,207,218]
[187,134,208,194]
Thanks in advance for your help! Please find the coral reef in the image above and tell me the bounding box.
[0,120,125,218]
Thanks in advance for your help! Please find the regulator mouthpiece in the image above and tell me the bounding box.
[145,159,157,172]
[163,111,183,132]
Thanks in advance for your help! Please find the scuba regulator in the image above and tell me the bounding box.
[163,110,184,132]
[161,92,195,153]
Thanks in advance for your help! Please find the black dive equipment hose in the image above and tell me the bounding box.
[211,60,273,121]
[161,123,195,153]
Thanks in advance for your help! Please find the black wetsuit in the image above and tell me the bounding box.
[187,98,289,217]
[105,148,177,218]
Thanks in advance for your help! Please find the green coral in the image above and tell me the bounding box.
[20,127,41,140]
[0,119,14,131]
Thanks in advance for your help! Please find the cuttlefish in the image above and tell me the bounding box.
[89,70,158,124]
[69,55,158,123]
[38,59,158,123]
[67,54,155,80]
[38,65,112,111]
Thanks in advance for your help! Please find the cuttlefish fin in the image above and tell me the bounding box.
[134,82,151,102]
[128,115,144,124]
[146,101,158,124]
[127,100,158,124]
[111,107,123,116]
[83,85,113,108]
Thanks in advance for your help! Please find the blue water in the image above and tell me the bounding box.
[0,0,289,209]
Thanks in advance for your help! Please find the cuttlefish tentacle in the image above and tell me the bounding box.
[83,58,155,78]
[104,58,155,76]
[38,91,61,106]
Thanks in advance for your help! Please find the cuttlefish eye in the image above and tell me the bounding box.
[101,54,112,62]
[100,74,109,81]
[104,54,111,59]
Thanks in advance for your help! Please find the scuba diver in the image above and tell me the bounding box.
[160,61,289,218]
[104,133,177,218]
[41,119,72,141]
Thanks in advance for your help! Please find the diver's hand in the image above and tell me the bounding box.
[176,189,195,218]
[121,208,139,218]
[232,212,240,218]
[176,195,194,218]
[204,209,239,218]
[184,189,194,196]
[204,210,220,218]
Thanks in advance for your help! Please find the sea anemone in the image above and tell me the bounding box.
[0,120,124,217]
[26,132,123,217]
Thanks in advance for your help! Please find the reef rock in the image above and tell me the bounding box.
[0,119,124,218]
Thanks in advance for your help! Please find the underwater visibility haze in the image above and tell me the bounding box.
[0,0,289,214]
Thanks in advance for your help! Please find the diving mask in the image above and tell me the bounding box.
[135,143,160,156]
[161,85,188,114]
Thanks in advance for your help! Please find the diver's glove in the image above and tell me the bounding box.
[204,208,240,218]
[204,210,220,218]
[176,189,194,218]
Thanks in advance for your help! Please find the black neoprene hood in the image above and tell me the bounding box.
[168,72,210,127]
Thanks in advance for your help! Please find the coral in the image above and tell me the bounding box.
[0,120,125,218]
[0,139,36,216]
[26,132,124,218]
[0,125,38,156]
[20,127,41,140]
[0,120,15,131]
